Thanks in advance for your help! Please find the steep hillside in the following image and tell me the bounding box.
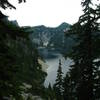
[28,22,75,54]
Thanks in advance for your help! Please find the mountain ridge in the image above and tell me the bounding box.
[32,22,70,29]
[27,22,75,55]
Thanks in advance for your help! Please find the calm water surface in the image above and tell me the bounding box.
[38,47,73,86]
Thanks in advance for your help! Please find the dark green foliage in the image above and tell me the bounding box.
[0,0,26,9]
[63,73,74,100]
[44,83,56,100]
[48,83,54,100]
[53,60,63,100]
[64,0,100,100]
[9,26,47,98]
[63,61,80,100]
[0,13,47,99]
[0,16,27,99]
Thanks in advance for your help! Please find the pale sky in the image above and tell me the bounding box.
[1,0,83,27]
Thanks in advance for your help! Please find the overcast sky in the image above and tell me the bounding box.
[2,0,83,27]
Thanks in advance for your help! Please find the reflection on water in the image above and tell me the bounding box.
[38,47,73,87]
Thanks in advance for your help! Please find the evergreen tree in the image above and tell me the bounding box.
[0,1,47,100]
[11,26,47,98]
[0,15,28,99]
[53,59,63,100]
[63,61,80,100]
[0,13,47,99]
[0,0,26,9]
[64,0,100,100]
[46,83,56,100]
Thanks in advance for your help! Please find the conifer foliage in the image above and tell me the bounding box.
[0,12,47,99]
[53,59,63,100]
[0,0,26,9]
[63,0,100,100]
[63,61,80,100]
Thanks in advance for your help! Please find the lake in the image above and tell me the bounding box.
[38,47,73,87]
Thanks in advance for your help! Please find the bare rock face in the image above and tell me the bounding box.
[38,59,48,72]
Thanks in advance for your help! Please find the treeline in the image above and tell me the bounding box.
[0,12,48,99]
[50,0,100,100]
[0,0,100,100]
[63,0,100,100]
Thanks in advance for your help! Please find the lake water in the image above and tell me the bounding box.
[38,47,73,87]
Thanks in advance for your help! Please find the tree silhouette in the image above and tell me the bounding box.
[0,13,47,99]
[65,0,100,100]
[63,61,80,100]
[53,59,63,100]
[0,0,26,9]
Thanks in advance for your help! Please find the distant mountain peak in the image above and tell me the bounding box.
[57,22,70,30]
[58,22,70,27]
[61,22,69,25]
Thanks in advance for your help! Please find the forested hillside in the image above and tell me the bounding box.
[26,22,76,54]
[0,0,100,100]
[0,11,47,99]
